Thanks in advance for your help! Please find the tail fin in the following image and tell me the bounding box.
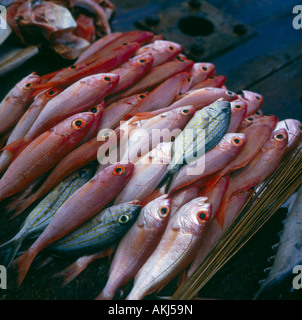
[0,236,23,268]
[8,194,38,219]
[12,248,37,285]
[156,164,182,194]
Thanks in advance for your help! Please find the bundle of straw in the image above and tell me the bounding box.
[172,142,302,300]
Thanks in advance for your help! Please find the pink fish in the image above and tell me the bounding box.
[126,197,211,300]
[189,75,226,91]
[13,161,134,285]
[0,72,41,135]
[0,112,96,202]
[97,194,172,300]
[187,188,253,278]
[226,99,248,133]
[238,90,263,117]
[187,62,216,89]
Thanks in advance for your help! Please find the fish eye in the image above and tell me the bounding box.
[103,76,112,82]
[246,117,254,122]
[255,95,261,101]
[123,42,128,45]
[69,65,79,70]
[139,58,146,64]
[177,55,184,61]
[274,133,285,141]
[168,45,175,51]
[23,82,32,89]
[201,66,208,71]
[187,77,191,83]
[298,124,302,131]
[209,76,215,79]
[197,211,208,223]
[112,166,125,175]
[181,108,190,115]
[226,91,234,96]
[90,106,98,113]
[231,137,243,146]
[234,104,242,109]
[118,214,130,224]
[138,94,147,100]
[222,107,230,113]
[46,89,58,97]
[72,119,85,128]
[159,206,170,217]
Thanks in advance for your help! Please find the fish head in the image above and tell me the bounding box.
[238,90,263,116]
[85,101,105,122]
[208,75,226,87]
[142,194,172,227]
[230,99,247,118]
[273,119,302,151]
[115,201,142,228]
[194,62,216,78]
[76,165,97,180]
[57,112,95,137]
[129,52,154,69]
[18,72,41,94]
[177,72,194,94]
[152,40,183,56]
[207,100,232,122]
[174,105,196,121]
[176,197,211,234]
[253,114,279,131]
[221,133,247,151]
[265,128,288,154]
[85,72,120,92]
[105,161,135,181]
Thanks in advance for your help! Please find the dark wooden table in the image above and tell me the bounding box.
[0,0,301,300]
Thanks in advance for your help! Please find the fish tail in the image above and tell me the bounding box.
[12,248,37,285]
[8,194,37,219]
[156,164,182,193]
[0,236,23,268]
[1,137,29,159]
[96,286,116,300]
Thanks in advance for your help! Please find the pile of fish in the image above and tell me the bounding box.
[0,29,301,300]
[4,0,115,59]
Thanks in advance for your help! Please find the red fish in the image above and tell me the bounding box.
[238,90,263,117]
[216,128,288,227]
[0,72,41,135]
[0,112,95,203]
[189,75,226,91]
[226,99,248,133]
[13,162,134,285]
[187,62,216,89]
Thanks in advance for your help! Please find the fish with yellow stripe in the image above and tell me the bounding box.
[0,165,96,268]
[157,100,231,192]
[47,201,141,258]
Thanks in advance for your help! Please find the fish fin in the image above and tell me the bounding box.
[127,111,160,124]
[1,137,29,156]
[215,196,230,228]
[8,193,38,219]
[0,237,22,268]
[12,248,37,285]
[31,81,58,91]
[156,164,182,194]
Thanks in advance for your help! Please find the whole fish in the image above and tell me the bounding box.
[273,119,302,152]
[238,90,263,117]
[0,72,41,135]
[189,75,226,91]
[167,133,246,194]
[134,40,182,67]
[4,73,119,154]
[97,194,171,300]
[13,161,134,285]
[0,166,95,268]
[226,99,248,133]
[0,112,95,203]
[106,53,154,97]
[47,201,141,258]
[187,188,253,278]
[99,93,149,131]
[9,128,120,217]
[187,62,216,89]
[126,197,212,300]
[114,142,172,205]
[216,128,288,227]
[0,87,65,174]
[124,72,192,117]
[202,115,279,194]
[120,105,196,163]
[32,42,139,91]
[107,55,194,103]
[157,100,232,192]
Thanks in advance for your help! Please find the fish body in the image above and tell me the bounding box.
[0,72,41,134]
[158,100,232,192]
[0,166,95,267]
[114,142,173,205]
[0,112,95,202]
[48,202,141,258]
[97,195,171,300]
[13,162,134,285]
[120,105,196,163]
[168,132,246,194]
[108,55,194,103]
[238,90,263,116]
[135,40,182,67]
[226,99,248,133]
[125,71,192,117]
[189,75,226,91]
[187,62,216,89]
[126,197,212,300]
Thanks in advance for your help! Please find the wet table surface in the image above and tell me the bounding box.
[0,0,301,300]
